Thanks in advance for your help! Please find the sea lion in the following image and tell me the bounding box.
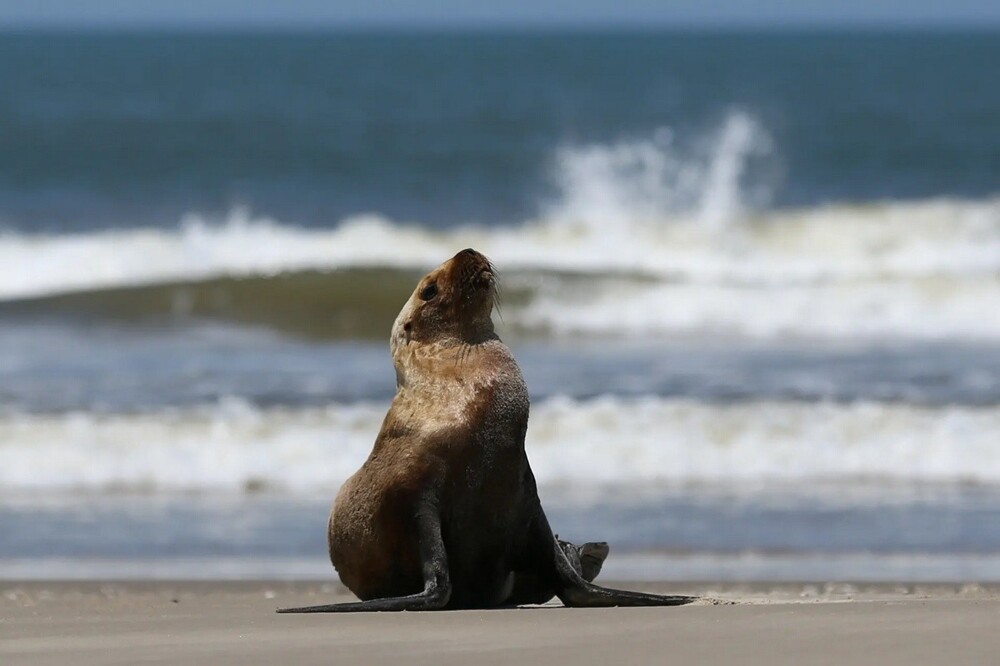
[278,249,694,612]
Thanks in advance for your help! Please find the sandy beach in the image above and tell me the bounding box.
[2,581,997,665]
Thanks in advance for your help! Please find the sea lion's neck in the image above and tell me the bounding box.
[393,335,504,390]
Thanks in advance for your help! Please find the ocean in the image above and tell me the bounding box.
[2,30,999,582]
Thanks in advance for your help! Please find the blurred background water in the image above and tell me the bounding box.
[2,30,1000,581]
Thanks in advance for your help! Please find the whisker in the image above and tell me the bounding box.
[487,258,504,317]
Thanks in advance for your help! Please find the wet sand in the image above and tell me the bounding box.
[2,581,997,665]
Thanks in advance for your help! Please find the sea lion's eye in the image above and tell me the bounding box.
[419,282,438,301]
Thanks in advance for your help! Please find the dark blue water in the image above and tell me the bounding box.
[2,30,998,231]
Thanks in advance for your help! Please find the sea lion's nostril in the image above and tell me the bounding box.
[461,248,478,257]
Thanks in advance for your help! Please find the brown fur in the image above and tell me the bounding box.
[277,248,695,612]
[327,249,530,606]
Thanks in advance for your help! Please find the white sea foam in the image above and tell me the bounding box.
[2,111,999,340]
[4,397,1000,494]
[518,273,1000,339]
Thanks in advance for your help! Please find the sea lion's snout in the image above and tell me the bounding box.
[392,249,499,354]
[455,248,488,265]
[453,248,496,290]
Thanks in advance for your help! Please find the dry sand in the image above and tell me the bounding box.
[1,581,997,665]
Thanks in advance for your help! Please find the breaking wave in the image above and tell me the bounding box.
[3,195,999,340]
[2,112,998,340]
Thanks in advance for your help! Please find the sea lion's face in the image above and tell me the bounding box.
[391,248,498,355]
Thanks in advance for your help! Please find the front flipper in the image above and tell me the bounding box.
[277,490,451,613]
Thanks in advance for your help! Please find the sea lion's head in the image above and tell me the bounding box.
[391,248,498,360]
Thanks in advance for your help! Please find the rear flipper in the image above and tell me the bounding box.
[277,490,451,613]
[539,517,695,608]
[575,540,610,582]
[553,541,694,607]
[556,538,609,582]
[505,539,609,606]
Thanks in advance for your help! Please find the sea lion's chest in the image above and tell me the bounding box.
[392,342,529,443]
[395,365,528,444]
